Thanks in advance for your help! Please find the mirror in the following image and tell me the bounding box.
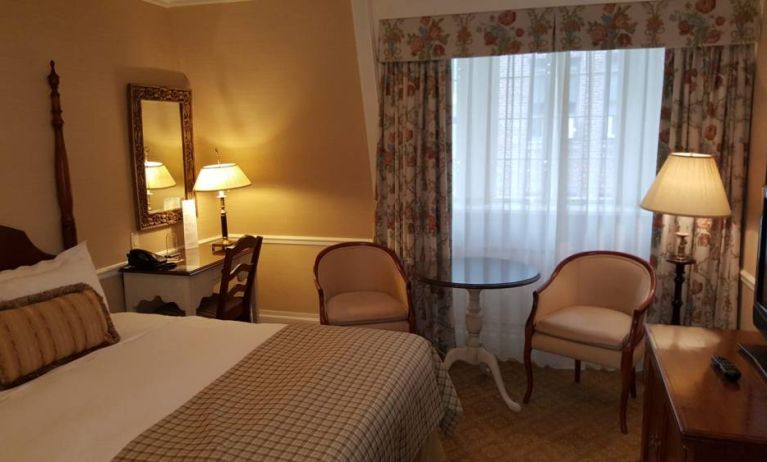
[128,84,194,230]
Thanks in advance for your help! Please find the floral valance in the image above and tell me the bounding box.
[378,0,761,62]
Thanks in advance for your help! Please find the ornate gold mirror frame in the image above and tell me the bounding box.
[128,84,195,230]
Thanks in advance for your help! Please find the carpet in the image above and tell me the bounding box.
[440,361,642,462]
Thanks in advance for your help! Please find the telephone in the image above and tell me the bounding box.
[127,249,176,270]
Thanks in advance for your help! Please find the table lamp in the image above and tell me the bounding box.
[193,150,251,253]
[144,161,176,211]
[640,152,731,324]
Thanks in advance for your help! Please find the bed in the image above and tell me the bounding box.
[0,63,461,461]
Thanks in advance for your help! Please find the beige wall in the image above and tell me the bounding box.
[740,9,767,331]
[0,0,184,264]
[1,0,373,316]
[170,0,373,314]
[0,0,187,309]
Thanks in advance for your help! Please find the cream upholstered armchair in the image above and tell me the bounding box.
[523,251,655,434]
[314,242,415,332]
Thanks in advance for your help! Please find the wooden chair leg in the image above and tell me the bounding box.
[574,359,581,383]
[523,338,534,403]
[619,355,632,434]
[630,366,637,399]
[237,304,252,323]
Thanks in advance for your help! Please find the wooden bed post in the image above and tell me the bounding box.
[48,61,77,249]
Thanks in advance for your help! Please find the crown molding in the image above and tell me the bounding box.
[143,0,252,8]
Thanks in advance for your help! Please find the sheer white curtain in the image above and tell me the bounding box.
[451,49,665,367]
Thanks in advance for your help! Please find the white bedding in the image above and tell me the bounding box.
[0,313,285,461]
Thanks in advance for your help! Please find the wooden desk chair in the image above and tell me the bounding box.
[197,235,263,322]
[523,251,655,434]
[314,242,415,332]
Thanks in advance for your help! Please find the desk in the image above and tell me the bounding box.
[417,257,540,411]
[122,246,247,316]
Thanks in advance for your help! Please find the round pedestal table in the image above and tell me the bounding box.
[417,257,540,411]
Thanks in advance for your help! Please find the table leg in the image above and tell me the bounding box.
[443,288,521,412]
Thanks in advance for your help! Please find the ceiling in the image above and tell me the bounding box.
[143,0,252,7]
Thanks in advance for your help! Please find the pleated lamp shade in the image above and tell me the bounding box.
[640,152,731,218]
[144,161,176,190]
[193,163,251,192]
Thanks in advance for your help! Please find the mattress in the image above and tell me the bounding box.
[0,313,460,461]
[0,313,284,461]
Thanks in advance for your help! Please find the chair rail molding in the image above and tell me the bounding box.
[97,233,374,279]
[233,233,374,247]
[741,269,756,291]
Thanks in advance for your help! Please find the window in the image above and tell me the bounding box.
[452,49,664,260]
[450,49,665,360]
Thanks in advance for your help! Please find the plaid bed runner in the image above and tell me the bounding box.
[115,324,462,461]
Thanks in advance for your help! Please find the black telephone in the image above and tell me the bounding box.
[127,249,176,270]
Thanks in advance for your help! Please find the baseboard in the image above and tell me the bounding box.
[259,309,319,324]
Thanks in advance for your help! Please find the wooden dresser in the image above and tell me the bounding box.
[641,325,767,461]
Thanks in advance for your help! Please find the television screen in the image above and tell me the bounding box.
[740,186,767,378]
[755,186,767,334]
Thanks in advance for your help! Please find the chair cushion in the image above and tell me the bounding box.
[531,333,645,369]
[535,305,632,350]
[326,291,408,325]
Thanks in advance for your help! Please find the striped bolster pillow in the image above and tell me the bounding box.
[0,283,120,389]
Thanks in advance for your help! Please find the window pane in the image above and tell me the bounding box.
[452,48,664,261]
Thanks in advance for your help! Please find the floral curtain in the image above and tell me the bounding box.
[378,0,760,62]
[650,44,755,328]
[555,1,759,51]
[379,10,554,62]
[375,60,454,351]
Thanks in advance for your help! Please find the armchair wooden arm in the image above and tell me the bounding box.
[524,253,581,329]
[314,277,329,324]
[528,278,574,326]
[623,265,656,352]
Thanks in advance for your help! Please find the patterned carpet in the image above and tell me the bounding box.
[440,361,642,462]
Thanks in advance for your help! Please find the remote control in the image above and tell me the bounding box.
[711,356,741,382]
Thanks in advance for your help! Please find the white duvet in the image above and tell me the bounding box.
[0,313,285,461]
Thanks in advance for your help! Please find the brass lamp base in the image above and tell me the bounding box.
[674,231,690,259]
[211,190,233,254]
[211,238,235,254]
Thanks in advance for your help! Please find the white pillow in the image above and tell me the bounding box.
[0,242,108,307]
